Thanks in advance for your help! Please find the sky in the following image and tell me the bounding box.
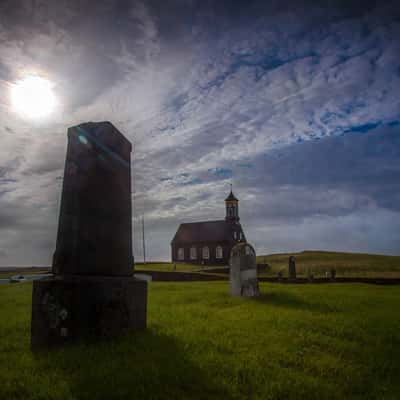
[0,0,399,265]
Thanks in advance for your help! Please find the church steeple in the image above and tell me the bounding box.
[225,185,239,223]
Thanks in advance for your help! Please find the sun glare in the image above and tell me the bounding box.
[11,76,57,119]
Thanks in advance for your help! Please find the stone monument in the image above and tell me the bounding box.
[288,256,296,280]
[31,121,147,348]
[229,242,259,297]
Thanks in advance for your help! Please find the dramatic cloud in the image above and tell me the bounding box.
[0,0,399,264]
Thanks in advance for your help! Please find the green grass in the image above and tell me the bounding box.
[257,251,400,278]
[134,262,225,273]
[135,251,400,278]
[134,262,201,272]
[2,251,399,279]
[1,281,400,399]
[0,264,208,277]
[0,269,49,279]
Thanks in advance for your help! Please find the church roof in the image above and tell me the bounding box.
[225,190,238,201]
[171,220,237,244]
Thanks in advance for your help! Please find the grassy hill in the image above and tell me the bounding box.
[134,262,201,272]
[257,250,400,278]
[134,251,400,278]
[1,281,399,399]
[1,251,398,279]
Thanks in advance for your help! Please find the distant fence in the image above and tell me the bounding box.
[2,267,398,285]
[258,277,400,285]
[134,270,227,281]
[198,264,269,274]
[135,270,400,284]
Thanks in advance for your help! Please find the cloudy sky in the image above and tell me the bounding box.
[0,0,399,265]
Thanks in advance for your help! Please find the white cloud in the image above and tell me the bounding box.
[0,1,399,264]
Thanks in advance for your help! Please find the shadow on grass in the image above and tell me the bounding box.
[252,291,339,313]
[33,328,232,400]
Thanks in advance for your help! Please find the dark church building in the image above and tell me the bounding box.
[171,190,246,265]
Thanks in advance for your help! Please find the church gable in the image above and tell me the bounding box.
[171,220,233,244]
[171,189,246,265]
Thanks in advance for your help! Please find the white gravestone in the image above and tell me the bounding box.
[229,243,260,297]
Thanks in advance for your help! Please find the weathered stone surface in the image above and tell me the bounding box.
[31,276,147,348]
[31,122,147,348]
[52,122,133,276]
[289,256,296,280]
[229,242,259,297]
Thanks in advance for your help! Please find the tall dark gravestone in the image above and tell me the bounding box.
[288,256,296,280]
[31,122,147,348]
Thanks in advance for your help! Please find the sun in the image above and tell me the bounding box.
[11,76,57,119]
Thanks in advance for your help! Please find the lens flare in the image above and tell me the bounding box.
[11,76,57,119]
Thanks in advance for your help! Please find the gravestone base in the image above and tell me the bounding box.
[31,275,147,349]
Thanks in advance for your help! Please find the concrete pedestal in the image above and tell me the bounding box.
[31,275,147,348]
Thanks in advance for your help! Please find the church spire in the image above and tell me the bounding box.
[225,187,239,223]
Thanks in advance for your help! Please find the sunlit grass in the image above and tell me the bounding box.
[1,281,399,399]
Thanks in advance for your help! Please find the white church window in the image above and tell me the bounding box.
[216,245,223,259]
[233,231,237,240]
[190,247,197,260]
[178,248,184,260]
[202,246,209,259]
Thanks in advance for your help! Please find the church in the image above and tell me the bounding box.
[171,189,246,265]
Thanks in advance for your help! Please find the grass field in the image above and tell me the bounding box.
[1,251,399,279]
[258,251,400,278]
[0,270,49,279]
[133,251,400,278]
[1,281,399,399]
[134,262,201,272]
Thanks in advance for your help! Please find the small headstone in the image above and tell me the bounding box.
[229,243,259,297]
[31,122,147,348]
[277,271,283,281]
[288,256,296,280]
[330,268,336,280]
